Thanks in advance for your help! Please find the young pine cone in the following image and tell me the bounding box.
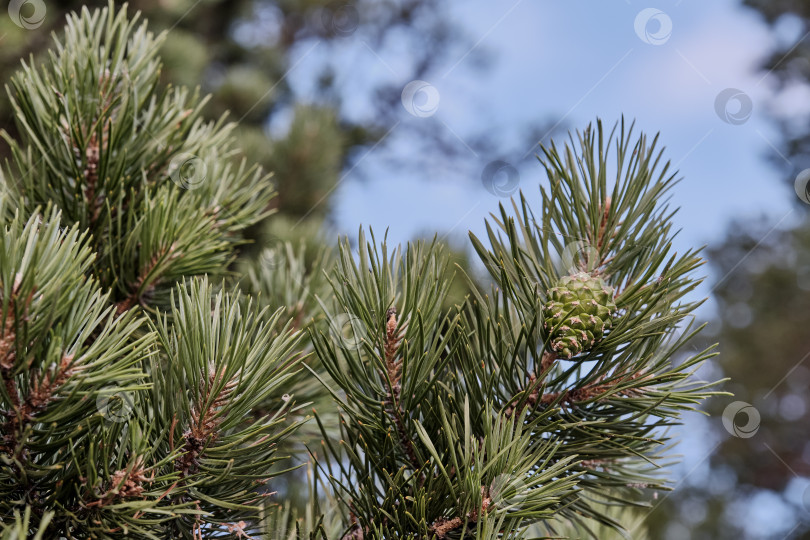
[543,272,616,359]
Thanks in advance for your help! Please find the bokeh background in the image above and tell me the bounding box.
[1,0,808,538]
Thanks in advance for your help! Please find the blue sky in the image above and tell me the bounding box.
[284,0,803,320]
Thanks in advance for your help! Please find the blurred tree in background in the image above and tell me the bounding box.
[647,218,810,539]
[647,1,810,538]
[744,0,810,177]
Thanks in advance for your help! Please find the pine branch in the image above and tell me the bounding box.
[0,2,276,315]
[461,117,724,535]
[311,233,586,538]
[0,275,27,455]
[151,278,306,537]
[0,5,306,537]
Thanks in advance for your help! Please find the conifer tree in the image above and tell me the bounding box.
[0,4,723,539]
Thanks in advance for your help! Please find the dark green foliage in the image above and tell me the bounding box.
[0,209,157,534]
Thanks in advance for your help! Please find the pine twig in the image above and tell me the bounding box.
[0,275,39,456]
[85,458,152,509]
[176,366,237,478]
[541,369,652,407]
[430,486,492,539]
[83,132,101,224]
[380,307,420,470]
[503,351,556,419]
[27,354,76,412]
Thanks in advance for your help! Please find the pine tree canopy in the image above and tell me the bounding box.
[0,3,724,539]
